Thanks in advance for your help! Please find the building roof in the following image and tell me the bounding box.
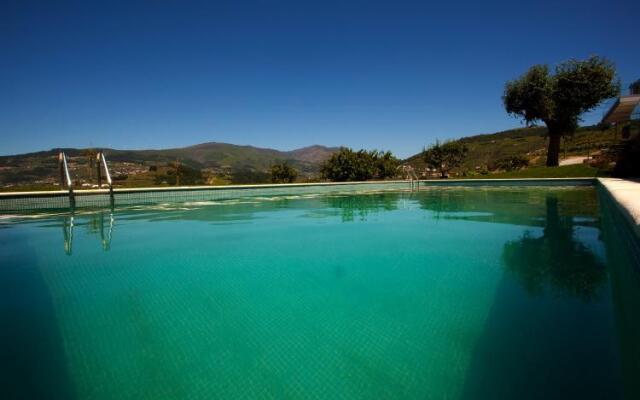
[602,95,640,124]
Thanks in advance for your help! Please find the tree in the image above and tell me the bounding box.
[153,161,204,185]
[422,141,468,178]
[491,155,529,172]
[321,148,373,181]
[502,196,606,301]
[85,149,98,181]
[321,147,400,182]
[614,133,640,177]
[630,79,640,95]
[503,56,619,166]
[373,150,401,179]
[270,161,298,183]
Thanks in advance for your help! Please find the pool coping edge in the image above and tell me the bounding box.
[597,178,640,238]
[0,177,597,199]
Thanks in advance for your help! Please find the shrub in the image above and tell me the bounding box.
[321,148,399,182]
[270,161,298,183]
[491,156,529,171]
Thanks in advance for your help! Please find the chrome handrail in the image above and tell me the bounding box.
[59,152,72,188]
[58,152,74,203]
[398,164,420,191]
[99,152,113,190]
[96,151,114,205]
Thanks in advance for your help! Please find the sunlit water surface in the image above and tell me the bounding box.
[1,187,639,399]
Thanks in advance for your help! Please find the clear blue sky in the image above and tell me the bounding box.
[1,0,638,158]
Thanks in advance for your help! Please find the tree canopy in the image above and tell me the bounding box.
[630,79,640,95]
[270,161,298,183]
[422,141,468,178]
[503,56,619,166]
[321,148,400,182]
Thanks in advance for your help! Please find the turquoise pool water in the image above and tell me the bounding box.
[1,186,639,399]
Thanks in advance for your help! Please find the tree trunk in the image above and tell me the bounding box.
[546,133,561,167]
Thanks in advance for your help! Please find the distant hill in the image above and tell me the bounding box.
[0,124,625,190]
[405,124,623,175]
[0,143,339,188]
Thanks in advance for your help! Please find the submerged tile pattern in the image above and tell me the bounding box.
[0,182,413,211]
[2,186,639,399]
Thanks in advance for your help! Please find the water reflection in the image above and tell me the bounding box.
[417,186,600,228]
[323,193,401,222]
[62,211,114,255]
[415,188,608,301]
[413,187,608,301]
[502,195,607,301]
[62,215,74,255]
[460,191,625,399]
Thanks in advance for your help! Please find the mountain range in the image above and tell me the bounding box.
[0,143,340,188]
[0,123,623,189]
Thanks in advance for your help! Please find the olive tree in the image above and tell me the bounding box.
[422,141,468,178]
[503,56,619,166]
[270,161,298,183]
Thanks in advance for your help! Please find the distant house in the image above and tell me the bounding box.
[602,81,640,125]
[587,81,640,169]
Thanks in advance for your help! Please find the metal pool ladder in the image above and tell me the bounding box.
[58,150,115,206]
[58,151,75,206]
[96,151,114,203]
[398,165,420,191]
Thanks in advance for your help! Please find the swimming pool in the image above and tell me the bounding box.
[1,184,639,399]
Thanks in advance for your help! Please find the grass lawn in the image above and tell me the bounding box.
[468,164,606,179]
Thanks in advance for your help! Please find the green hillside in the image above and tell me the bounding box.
[405,124,623,175]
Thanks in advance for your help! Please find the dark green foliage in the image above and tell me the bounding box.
[422,141,468,178]
[154,162,204,185]
[270,161,298,183]
[614,133,640,177]
[630,79,640,95]
[321,148,400,182]
[504,56,619,166]
[491,155,529,171]
[374,151,400,179]
[229,167,270,184]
